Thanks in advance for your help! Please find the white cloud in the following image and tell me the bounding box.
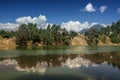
[0,23,19,31]
[16,15,47,29]
[0,15,48,31]
[84,3,96,12]
[0,15,107,32]
[118,8,120,14]
[81,3,108,13]
[61,21,107,32]
[61,21,90,32]
[0,15,50,31]
[100,5,108,13]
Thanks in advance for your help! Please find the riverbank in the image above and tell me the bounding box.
[71,35,120,46]
[0,35,120,50]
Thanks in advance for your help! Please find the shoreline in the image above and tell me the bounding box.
[0,37,120,50]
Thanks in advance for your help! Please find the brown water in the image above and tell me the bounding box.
[0,46,120,80]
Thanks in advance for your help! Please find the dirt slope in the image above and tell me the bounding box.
[0,37,16,50]
[71,35,88,46]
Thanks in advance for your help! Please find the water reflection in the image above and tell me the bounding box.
[0,52,120,74]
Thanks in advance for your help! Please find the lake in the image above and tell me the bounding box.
[0,46,120,80]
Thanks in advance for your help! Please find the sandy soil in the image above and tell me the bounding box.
[71,35,88,46]
[0,37,16,50]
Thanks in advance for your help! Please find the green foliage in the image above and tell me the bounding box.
[62,37,71,45]
[16,23,40,48]
[0,30,16,38]
[1,20,120,48]
[16,24,28,48]
[40,29,54,45]
[99,20,120,43]
[39,24,71,46]
[70,31,78,38]
[85,28,99,46]
[26,23,39,47]
[110,34,120,43]
[15,23,73,48]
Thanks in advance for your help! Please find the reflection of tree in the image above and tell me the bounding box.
[16,55,38,68]
[15,54,77,68]
[83,52,120,69]
[0,57,6,61]
[0,52,120,70]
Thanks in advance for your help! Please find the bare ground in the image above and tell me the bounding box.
[0,37,16,50]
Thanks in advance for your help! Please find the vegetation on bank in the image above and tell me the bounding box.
[85,20,120,46]
[0,23,78,48]
[0,20,120,48]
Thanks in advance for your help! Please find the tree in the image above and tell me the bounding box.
[61,28,71,45]
[51,24,62,45]
[16,23,41,48]
[0,30,16,38]
[26,23,39,47]
[40,29,54,45]
[85,28,99,46]
[16,24,28,48]
[70,31,78,38]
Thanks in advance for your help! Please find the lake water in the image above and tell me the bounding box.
[0,46,120,80]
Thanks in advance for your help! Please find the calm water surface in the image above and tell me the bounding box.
[0,46,120,80]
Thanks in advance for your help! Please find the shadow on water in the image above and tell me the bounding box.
[13,74,84,80]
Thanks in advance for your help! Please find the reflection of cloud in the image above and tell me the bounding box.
[0,59,47,74]
[15,62,47,74]
[0,58,17,65]
[62,55,92,68]
[62,55,99,68]
[0,55,99,72]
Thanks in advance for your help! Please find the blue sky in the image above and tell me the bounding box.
[0,0,120,32]
[0,0,120,24]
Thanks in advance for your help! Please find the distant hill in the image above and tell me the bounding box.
[80,24,104,33]
[91,24,104,30]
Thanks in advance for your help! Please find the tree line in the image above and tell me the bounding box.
[0,23,78,48]
[85,20,120,46]
[0,20,120,47]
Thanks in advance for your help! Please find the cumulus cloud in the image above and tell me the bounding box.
[0,23,19,31]
[82,3,96,12]
[61,21,107,32]
[118,8,120,14]
[81,3,108,13]
[16,15,47,29]
[0,15,107,32]
[100,5,108,13]
[61,21,90,32]
[0,15,48,31]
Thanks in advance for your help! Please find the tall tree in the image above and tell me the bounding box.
[16,24,28,48]
[85,28,99,46]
